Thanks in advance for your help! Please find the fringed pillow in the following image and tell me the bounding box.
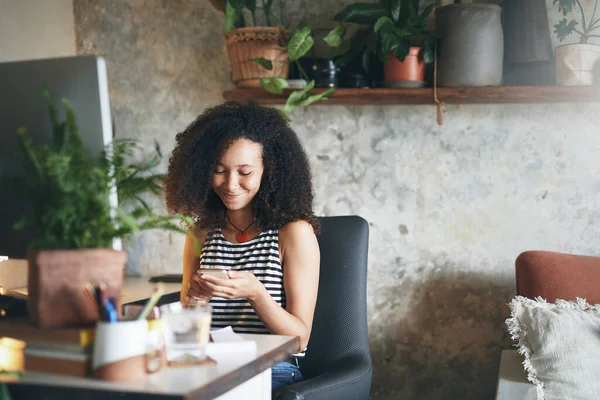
[506,296,600,400]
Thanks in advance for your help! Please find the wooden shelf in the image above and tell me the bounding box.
[223,85,600,105]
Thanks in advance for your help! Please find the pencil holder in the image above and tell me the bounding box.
[92,319,155,381]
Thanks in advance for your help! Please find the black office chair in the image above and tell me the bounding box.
[277,215,372,400]
[127,215,372,400]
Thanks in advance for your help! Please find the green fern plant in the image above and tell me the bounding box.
[0,89,194,252]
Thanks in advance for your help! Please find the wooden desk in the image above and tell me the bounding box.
[3,278,298,399]
[7,276,183,304]
[8,334,299,400]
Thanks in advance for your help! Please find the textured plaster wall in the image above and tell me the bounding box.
[74,1,600,399]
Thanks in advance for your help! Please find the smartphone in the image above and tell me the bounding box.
[197,268,229,279]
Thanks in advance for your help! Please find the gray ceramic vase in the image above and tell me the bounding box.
[503,0,556,86]
[436,3,504,87]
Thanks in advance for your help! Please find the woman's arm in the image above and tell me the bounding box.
[180,229,207,303]
[251,220,320,349]
[198,221,320,349]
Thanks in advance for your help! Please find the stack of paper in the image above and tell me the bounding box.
[206,327,257,362]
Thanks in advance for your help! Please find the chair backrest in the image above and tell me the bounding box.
[516,250,600,303]
[299,215,371,378]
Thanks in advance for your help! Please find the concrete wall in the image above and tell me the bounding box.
[0,0,75,63]
[69,0,600,398]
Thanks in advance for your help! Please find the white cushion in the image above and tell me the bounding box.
[506,296,600,400]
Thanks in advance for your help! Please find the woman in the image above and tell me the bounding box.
[164,101,320,392]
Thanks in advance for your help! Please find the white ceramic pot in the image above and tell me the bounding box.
[556,43,600,85]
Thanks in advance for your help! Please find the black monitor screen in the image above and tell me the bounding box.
[0,55,115,258]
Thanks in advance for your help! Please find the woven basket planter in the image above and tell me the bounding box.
[225,27,289,88]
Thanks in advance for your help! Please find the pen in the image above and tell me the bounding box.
[104,296,118,323]
[83,283,97,309]
[109,296,119,322]
[95,282,107,321]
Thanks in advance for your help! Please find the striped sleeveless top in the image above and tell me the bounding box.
[199,228,284,334]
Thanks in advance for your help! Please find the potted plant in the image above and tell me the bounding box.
[327,26,384,88]
[330,0,436,88]
[258,26,337,116]
[0,90,193,328]
[553,0,600,85]
[210,0,291,88]
[211,1,336,117]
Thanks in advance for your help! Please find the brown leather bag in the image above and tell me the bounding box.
[27,249,125,328]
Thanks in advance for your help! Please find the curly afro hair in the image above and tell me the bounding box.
[165,101,319,233]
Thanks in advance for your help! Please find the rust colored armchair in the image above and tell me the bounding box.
[515,250,600,303]
[496,250,600,400]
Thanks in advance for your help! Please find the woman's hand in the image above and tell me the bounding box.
[186,275,212,302]
[197,270,266,301]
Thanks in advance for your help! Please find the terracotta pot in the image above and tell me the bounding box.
[225,27,289,88]
[556,44,600,85]
[27,249,126,328]
[383,47,426,88]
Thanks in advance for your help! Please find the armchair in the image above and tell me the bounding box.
[276,216,372,400]
[496,250,600,400]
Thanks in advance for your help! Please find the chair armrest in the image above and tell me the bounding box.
[276,354,372,400]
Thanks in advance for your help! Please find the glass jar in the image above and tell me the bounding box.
[159,302,212,363]
[183,296,209,309]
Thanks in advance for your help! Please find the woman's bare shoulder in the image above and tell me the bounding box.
[278,220,317,244]
[278,220,319,269]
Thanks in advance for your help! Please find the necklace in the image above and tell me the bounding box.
[226,214,255,243]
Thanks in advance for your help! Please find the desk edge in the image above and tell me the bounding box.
[185,335,300,400]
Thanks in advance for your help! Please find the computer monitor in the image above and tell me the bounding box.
[0,55,120,258]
